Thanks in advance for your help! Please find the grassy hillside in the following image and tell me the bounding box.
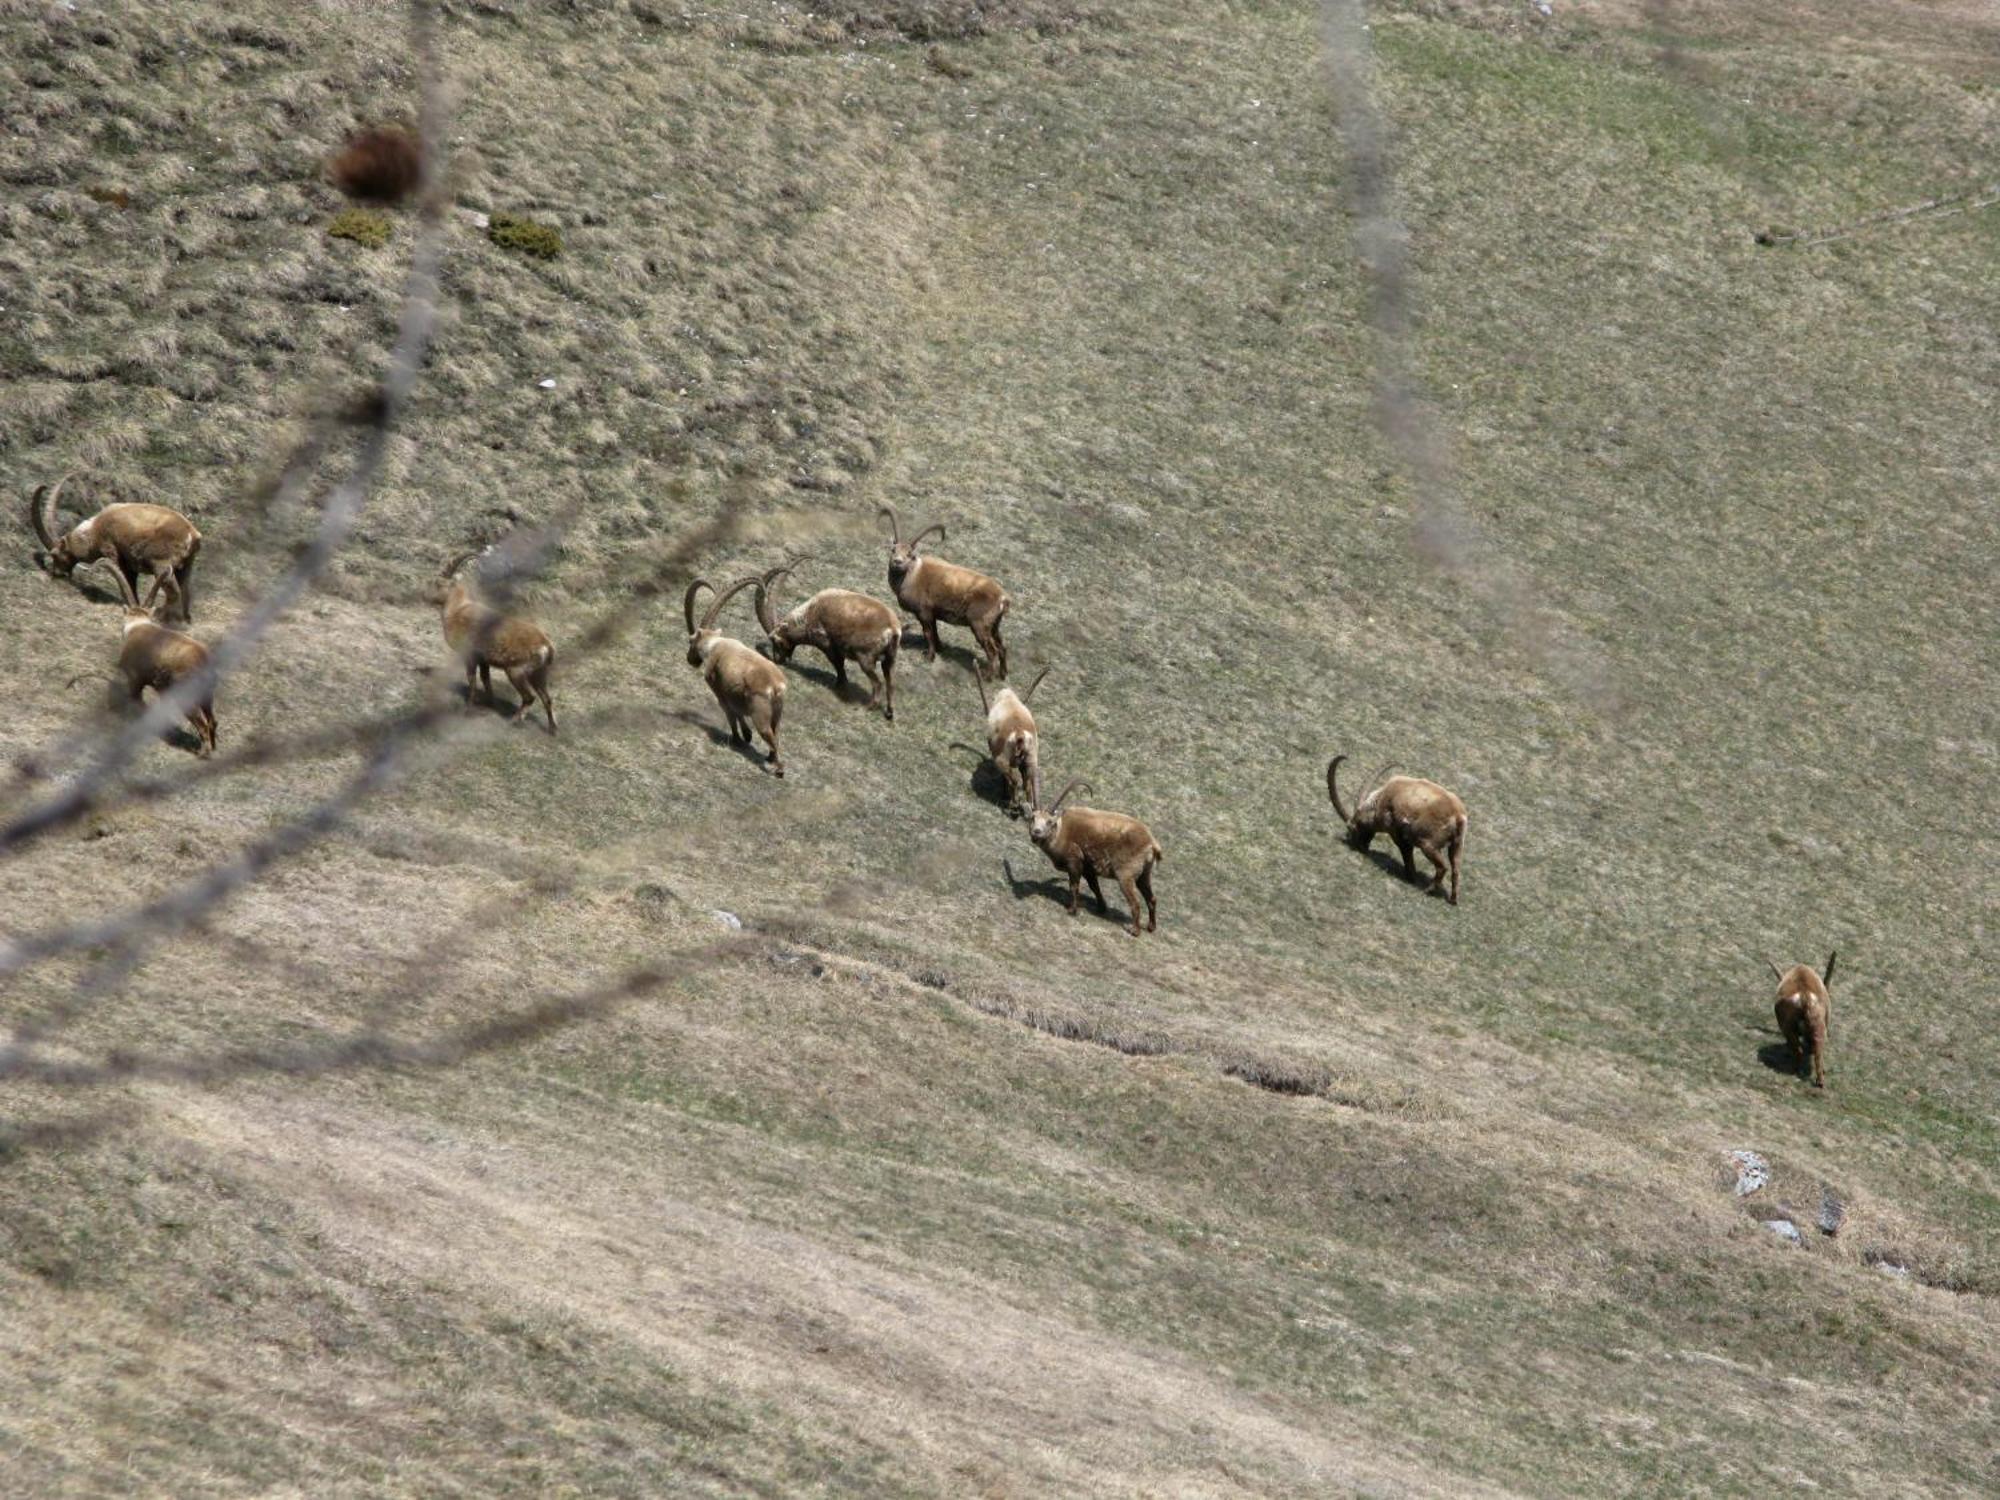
[2,0,1996,1493]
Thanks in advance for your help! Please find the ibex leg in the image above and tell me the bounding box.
[1117,874,1144,937]
[1085,870,1107,915]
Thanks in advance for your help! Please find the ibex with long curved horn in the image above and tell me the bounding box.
[82,561,217,755]
[974,662,1049,817]
[1027,778,1163,937]
[754,560,899,721]
[1327,755,1467,905]
[1766,953,1836,1089]
[438,549,557,733]
[29,473,202,621]
[687,575,788,776]
[878,504,1010,677]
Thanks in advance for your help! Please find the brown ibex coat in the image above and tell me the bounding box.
[976,664,1049,816]
[439,551,557,732]
[31,474,201,621]
[1769,955,1835,1089]
[1327,755,1468,905]
[1028,779,1163,937]
[92,562,216,755]
[879,505,1010,677]
[755,565,899,721]
[687,576,788,776]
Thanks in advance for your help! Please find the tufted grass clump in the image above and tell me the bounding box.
[489,211,563,260]
[325,207,392,249]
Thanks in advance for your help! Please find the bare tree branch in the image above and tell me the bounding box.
[1318,0,1621,714]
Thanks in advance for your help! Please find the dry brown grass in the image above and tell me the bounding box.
[1,0,1997,1494]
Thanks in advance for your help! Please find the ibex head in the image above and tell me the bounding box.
[1326,755,1385,847]
[434,547,485,607]
[878,504,945,586]
[753,558,811,664]
[684,574,759,667]
[1029,778,1091,850]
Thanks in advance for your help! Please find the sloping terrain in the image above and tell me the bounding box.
[1,0,1996,1493]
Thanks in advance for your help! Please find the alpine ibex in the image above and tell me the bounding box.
[1767,954,1835,1089]
[686,575,787,776]
[438,549,557,733]
[754,561,899,721]
[29,473,202,622]
[974,663,1049,817]
[1028,778,1163,937]
[878,504,1010,676]
[1327,755,1467,905]
[85,561,217,755]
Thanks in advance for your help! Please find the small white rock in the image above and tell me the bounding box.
[1728,1150,1770,1197]
[537,378,557,390]
[711,910,742,931]
[1762,1219,1803,1246]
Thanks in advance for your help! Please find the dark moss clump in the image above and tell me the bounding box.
[489,212,563,260]
[326,208,392,249]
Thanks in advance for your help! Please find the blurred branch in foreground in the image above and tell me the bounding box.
[1317,0,1622,716]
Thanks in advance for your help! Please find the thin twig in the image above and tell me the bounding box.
[1756,185,2000,248]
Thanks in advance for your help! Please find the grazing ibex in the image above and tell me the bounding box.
[1028,778,1163,937]
[1767,953,1835,1089]
[29,473,202,621]
[438,549,557,733]
[85,561,217,755]
[1327,754,1467,905]
[686,575,787,777]
[878,504,1010,677]
[754,561,899,721]
[974,662,1050,817]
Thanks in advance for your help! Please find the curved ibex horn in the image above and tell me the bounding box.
[1766,959,1785,984]
[29,473,75,556]
[683,577,715,635]
[877,505,902,545]
[441,549,482,582]
[908,522,946,550]
[753,563,795,637]
[95,558,141,610]
[1822,951,1837,987]
[1018,665,1051,705]
[1326,755,1351,822]
[1048,778,1092,814]
[700,575,761,632]
[972,662,991,715]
